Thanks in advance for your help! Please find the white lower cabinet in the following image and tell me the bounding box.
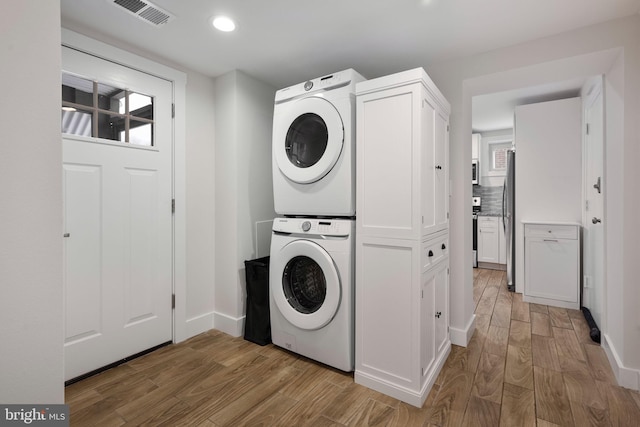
[478,216,499,263]
[478,215,507,266]
[355,232,450,407]
[523,222,581,309]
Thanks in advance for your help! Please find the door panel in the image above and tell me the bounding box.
[583,81,604,329]
[62,46,173,380]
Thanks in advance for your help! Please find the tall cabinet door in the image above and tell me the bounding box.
[421,93,449,237]
[434,110,449,231]
[357,85,421,240]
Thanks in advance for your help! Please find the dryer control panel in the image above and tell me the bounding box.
[273,217,353,237]
[274,68,366,103]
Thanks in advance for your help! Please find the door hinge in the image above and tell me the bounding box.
[447,125,450,132]
[172,198,175,214]
[421,289,424,298]
[447,212,450,219]
[172,103,175,118]
[172,294,175,309]
[447,268,450,275]
[586,123,590,135]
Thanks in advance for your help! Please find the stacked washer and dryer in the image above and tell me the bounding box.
[269,69,365,372]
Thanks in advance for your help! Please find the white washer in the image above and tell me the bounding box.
[272,69,365,217]
[269,217,354,371]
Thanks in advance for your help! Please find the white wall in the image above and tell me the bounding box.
[214,71,276,336]
[514,98,583,293]
[427,15,640,387]
[185,73,217,334]
[0,1,64,403]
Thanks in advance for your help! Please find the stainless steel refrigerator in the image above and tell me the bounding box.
[502,149,515,292]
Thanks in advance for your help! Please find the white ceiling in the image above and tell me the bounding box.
[61,0,640,129]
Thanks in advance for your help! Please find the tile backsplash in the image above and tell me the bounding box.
[473,185,503,214]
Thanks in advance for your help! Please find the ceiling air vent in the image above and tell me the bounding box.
[110,0,175,27]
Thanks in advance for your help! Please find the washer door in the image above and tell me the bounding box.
[272,239,341,330]
[274,97,344,184]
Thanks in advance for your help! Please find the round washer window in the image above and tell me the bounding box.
[285,113,328,168]
[282,256,326,314]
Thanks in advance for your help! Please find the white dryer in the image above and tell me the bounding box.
[269,217,354,371]
[272,69,365,217]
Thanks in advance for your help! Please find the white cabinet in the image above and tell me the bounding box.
[356,69,449,241]
[355,68,451,408]
[472,133,480,161]
[477,216,499,263]
[523,222,581,309]
[477,216,507,266]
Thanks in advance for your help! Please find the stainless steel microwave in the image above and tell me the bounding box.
[472,160,479,185]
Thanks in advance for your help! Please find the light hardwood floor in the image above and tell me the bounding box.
[66,268,640,426]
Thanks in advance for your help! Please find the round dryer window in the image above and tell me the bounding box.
[274,96,344,184]
[285,113,328,169]
[272,240,341,330]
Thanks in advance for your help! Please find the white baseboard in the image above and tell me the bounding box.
[184,311,215,340]
[213,311,245,337]
[450,314,476,347]
[602,334,640,391]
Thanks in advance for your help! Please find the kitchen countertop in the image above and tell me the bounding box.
[476,212,502,217]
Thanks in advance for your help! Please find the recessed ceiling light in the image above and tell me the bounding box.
[212,16,236,32]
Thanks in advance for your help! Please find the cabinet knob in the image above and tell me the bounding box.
[435,165,442,170]
[435,311,442,318]
[428,250,434,257]
[441,243,446,250]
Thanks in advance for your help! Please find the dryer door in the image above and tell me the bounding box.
[274,96,344,184]
[272,239,341,330]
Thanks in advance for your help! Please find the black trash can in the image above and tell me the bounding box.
[243,256,271,345]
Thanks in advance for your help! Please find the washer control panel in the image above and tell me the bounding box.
[273,217,353,237]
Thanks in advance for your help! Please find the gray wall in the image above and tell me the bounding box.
[0,0,64,402]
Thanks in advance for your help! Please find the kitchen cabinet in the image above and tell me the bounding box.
[355,68,451,408]
[523,222,580,309]
[477,215,507,266]
[472,133,480,161]
[478,216,499,263]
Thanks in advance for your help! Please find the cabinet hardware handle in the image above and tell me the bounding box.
[428,250,434,257]
[435,311,442,318]
[543,239,558,242]
[435,165,442,170]
[441,243,446,250]
[63,233,70,238]
[592,217,602,224]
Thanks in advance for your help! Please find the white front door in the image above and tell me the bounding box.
[583,79,605,330]
[62,46,173,380]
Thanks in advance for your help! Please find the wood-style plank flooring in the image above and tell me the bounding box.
[66,268,640,426]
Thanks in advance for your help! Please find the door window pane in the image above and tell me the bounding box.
[61,108,92,137]
[128,121,153,146]
[129,92,153,120]
[98,112,126,142]
[62,74,94,108]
